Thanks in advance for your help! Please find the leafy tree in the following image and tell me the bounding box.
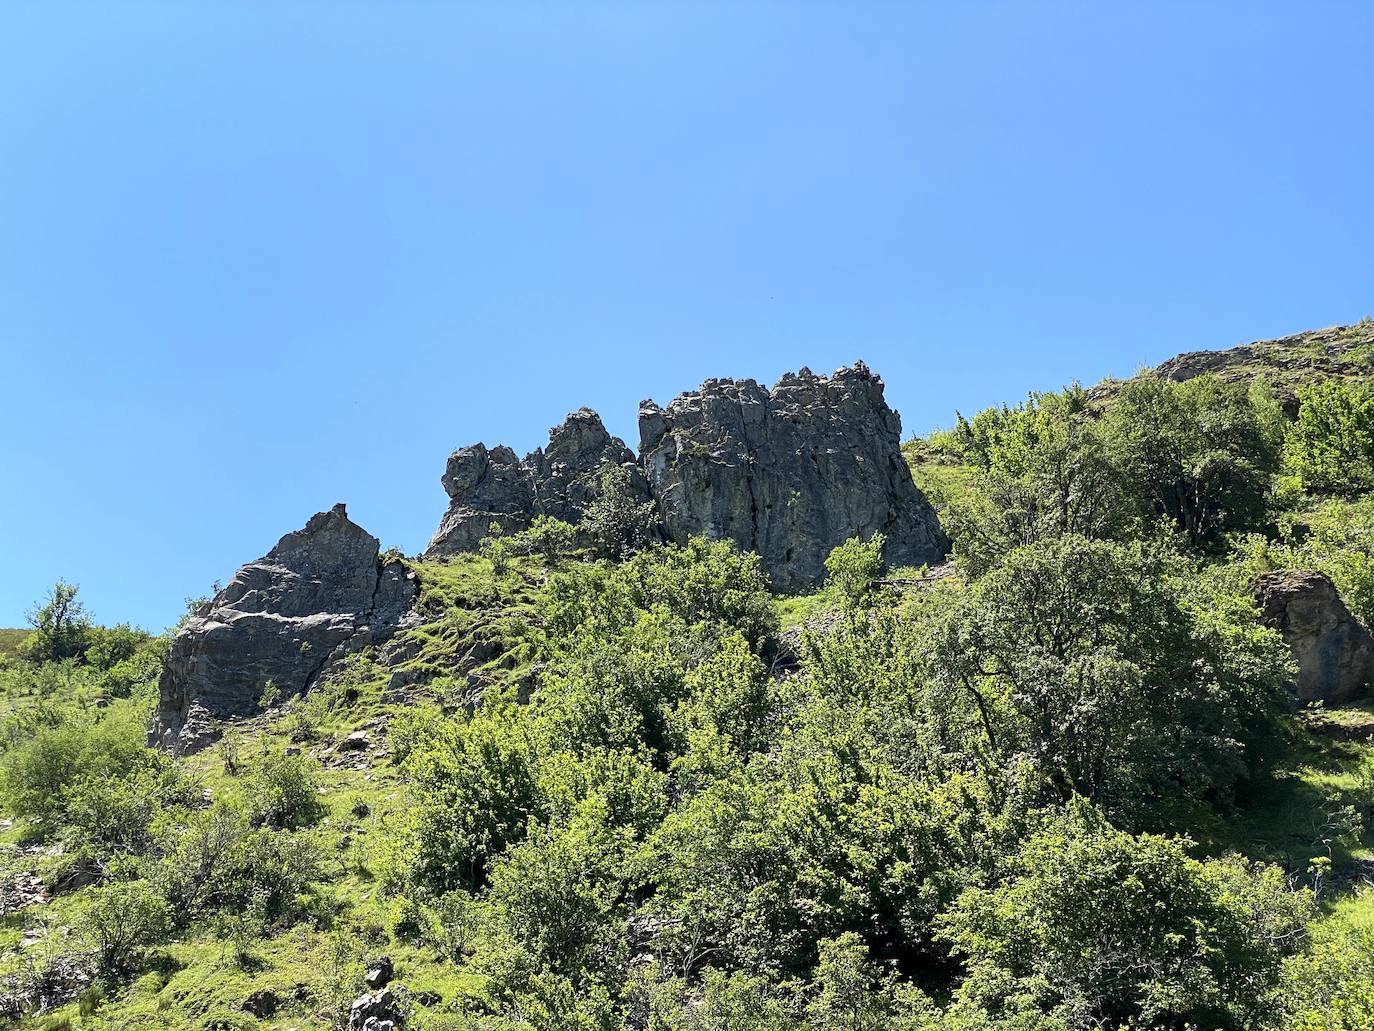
[1284,379,1374,494]
[824,534,886,610]
[486,821,625,978]
[83,623,150,672]
[21,579,92,663]
[580,463,659,559]
[940,802,1312,1031]
[947,388,1134,574]
[513,514,577,561]
[1104,375,1283,547]
[924,534,1289,819]
[401,705,546,890]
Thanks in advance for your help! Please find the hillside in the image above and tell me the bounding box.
[0,632,28,661]
[1089,318,1374,410]
[10,338,1374,1030]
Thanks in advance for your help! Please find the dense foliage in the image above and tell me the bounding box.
[10,369,1374,1029]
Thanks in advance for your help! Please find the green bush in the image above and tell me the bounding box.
[77,880,172,977]
[1285,379,1374,494]
[247,751,326,830]
[824,533,886,610]
[940,802,1312,1030]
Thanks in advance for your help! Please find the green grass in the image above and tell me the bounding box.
[776,590,831,632]
[0,628,30,658]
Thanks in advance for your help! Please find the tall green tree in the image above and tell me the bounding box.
[21,579,92,663]
[945,387,1133,575]
[1104,375,1283,547]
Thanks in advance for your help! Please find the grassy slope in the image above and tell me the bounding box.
[0,630,29,660]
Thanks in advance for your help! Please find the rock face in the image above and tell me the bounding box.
[426,409,649,557]
[152,504,416,754]
[1255,570,1374,705]
[423,363,948,589]
[639,363,947,590]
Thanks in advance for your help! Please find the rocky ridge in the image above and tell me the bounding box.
[1089,320,1374,413]
[639,362,947,590]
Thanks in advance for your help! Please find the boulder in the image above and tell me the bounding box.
[151,504,417,755]
[349,986,403,1031]
[425,410,648,557]
[1256,570,1374,704]
[338,730,372,752]
[639,363,948,590]
[365,956,394,990]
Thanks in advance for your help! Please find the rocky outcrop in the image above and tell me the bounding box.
[639,363,947,590]
[151,504,416,754]
[423,364,949,589]
[425,409,649,557]
[1256,570,1374,705]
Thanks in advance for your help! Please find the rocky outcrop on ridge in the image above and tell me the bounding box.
[423,362,948,591]
[426,409,650,557]
[1256,570,1374,705]
[639,363,947,590]
[151,504,416,754]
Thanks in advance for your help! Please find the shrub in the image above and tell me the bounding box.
[247,752,326,830]
[579,464,659,559]
[940,803,1312,1030]
[511,515,576,561]
[77,880,172,977]
[479,522,514,576]
[1285,379,1374,494]
[824,533,886,610]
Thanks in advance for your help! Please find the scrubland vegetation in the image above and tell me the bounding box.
[14,356,1374,1028]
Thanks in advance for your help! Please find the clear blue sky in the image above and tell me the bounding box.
[2,2,1371,631]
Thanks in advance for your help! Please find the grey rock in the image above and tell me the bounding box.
[151,504,417,755]
[338,730,371,752]
[423,364,948,589]
[349,986,402,1031]
[1256,570,1374,705]
[640,363,947,590]
[365,955,394,989]
[426,409,648,557]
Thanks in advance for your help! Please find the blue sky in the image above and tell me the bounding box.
[1,2,1371,630]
